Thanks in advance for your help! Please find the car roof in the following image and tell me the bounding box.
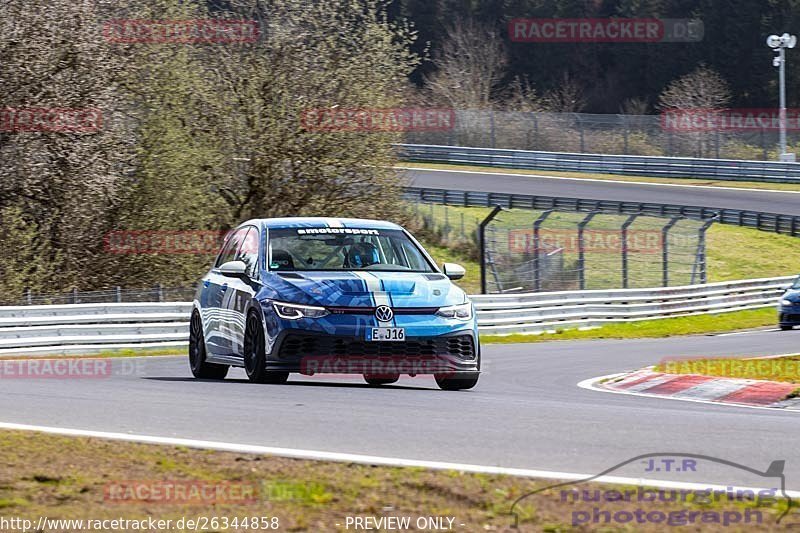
[241,217,403,231]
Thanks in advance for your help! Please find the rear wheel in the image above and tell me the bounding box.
[189,311,229,379]
[435,372,479,391]
[781,325,794,331]
[363,374,399,386]
[244,312,289,384]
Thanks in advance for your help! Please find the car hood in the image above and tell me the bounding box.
[263,271,468,308]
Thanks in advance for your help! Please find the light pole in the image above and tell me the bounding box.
[767,33,797,162]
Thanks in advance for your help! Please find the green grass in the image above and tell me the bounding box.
[707,224,800,281]
[481,307,777,344]
[421,240,481,294]
[400,161,800,192]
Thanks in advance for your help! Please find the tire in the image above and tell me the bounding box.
[780,325,794,331]
[243,311,289,384]
[189,311,229,380]
[364,374,399,386]
[435,372,479,391]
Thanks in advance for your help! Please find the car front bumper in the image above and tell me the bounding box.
[779,306,800,326]
[264,329,480,375]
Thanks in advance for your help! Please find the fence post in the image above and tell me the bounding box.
[621,214,638,289]
[116,286,122,303]
[479,206,503,294]
[71,287,78,304]
[155,283,164,302]
[661,217,681,287]
[621,114,629,154]
[691,216,718,285]
[489,110,496,148]
[24,287,32,305]
[533,210,554,291]
[577,211,599,290]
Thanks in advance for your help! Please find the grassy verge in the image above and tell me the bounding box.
[400,162,800,192]
[0,347,185,360]
[0,430,791,532]
[481,308,777,344]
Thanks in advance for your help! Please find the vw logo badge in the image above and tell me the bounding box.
[375,305,394,323]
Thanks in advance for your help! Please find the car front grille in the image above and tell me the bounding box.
[277,333,476,359]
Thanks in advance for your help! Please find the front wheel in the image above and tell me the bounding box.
[243,312,289,384]
[435,372,479,391]
[780,325,794,331]
[189,311,229,379]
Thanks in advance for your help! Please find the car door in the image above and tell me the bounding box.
[222,225,261,357]
[203,228,248,357]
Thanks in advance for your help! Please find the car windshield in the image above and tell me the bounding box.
[267,228,435,272]
[794,277,800,289]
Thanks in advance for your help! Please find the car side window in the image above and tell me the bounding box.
[236,227,259,278]
[214,228,247,268]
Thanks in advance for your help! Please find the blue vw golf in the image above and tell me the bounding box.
[190,217,480,390]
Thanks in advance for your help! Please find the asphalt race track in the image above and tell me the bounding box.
[403,167,800,216]
[1,329,799,490]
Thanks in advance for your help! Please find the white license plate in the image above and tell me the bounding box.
[368,327,405,342]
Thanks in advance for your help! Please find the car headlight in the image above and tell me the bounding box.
[272,301,329,320]
[436,302,473,320]
[781,299,794,306]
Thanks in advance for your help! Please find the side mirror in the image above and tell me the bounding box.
[218,260,247,277]
[442,262,466,281]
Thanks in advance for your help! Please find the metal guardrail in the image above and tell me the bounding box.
[0,277,791,355]
[402,187,800,237]
[397,143,800,184]
[472,276,794,335]
[0,303,193,356]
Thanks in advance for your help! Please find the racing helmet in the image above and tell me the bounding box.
[347,241,380,268]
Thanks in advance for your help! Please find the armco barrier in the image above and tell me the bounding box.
[402,187,800,237]
[472,276,794,335]
[0,277,791,355]
[397,143,800,184]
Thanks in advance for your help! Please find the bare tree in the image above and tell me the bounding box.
[504,76,544,112]
[658,65,731,111]
[658,65,731,157]
[423,19,507,109]
[542,72,586,113]
[0,0,136,293]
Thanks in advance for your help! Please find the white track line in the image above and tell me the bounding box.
[1,421,798,497]
[577,373,800,413]
[397,166,800,195]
